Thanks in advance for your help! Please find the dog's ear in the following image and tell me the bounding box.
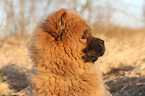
[57,9,67,29]
[56,9,67,40]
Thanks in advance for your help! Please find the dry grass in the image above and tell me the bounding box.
[0,36,32,95]
[0,28,145,96]
[97,29,145,74]
[97,28,145,95]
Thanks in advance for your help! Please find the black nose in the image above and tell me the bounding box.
[99,40,104,45]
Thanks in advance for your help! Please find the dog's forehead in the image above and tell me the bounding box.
[67,13,91,29]
[67,13,86,23]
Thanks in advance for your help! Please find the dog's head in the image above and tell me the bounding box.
[36,9,105,63]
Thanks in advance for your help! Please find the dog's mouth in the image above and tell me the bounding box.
[91,48,105,63]
[83,47,105,63]
[98,47,105,56]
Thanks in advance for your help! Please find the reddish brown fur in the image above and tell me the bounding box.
[29,9,109,96]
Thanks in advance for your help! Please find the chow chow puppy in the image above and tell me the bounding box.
[29,8,108,96]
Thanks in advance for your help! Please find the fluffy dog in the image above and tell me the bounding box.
[29,8,108,96]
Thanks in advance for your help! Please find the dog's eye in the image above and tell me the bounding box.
[81,35,86,39]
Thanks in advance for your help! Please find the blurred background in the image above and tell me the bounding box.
[0,0,145,96]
